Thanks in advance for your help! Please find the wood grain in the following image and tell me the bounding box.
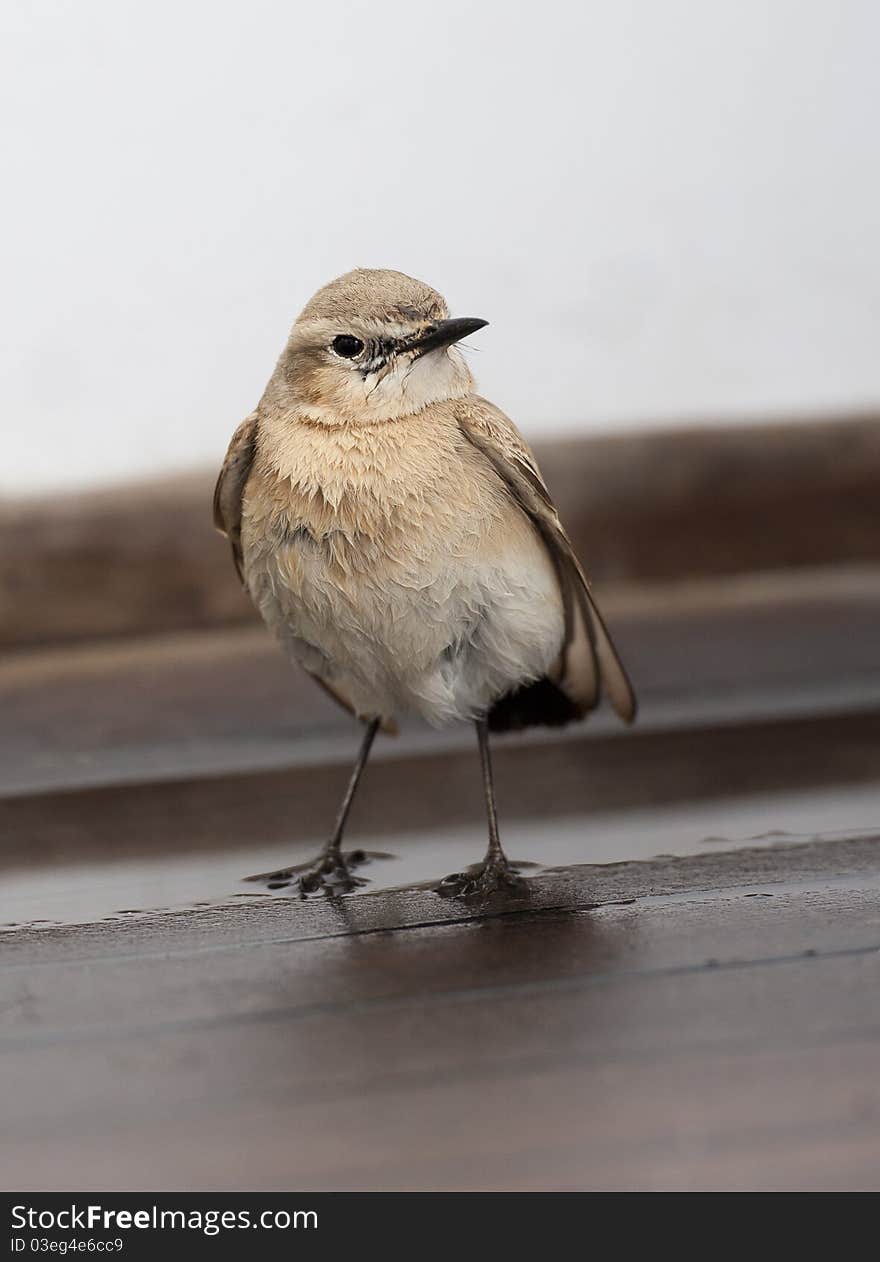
[3,836,880,1191]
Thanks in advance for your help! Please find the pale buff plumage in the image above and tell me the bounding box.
[243,404,566,728]
[214,269,635,897]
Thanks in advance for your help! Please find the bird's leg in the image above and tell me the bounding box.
[299,716,380,892]
[249,718,380,896]
[437,718,528,899]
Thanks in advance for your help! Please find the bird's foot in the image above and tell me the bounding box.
[245,849,371,897]
[436,855,529,901]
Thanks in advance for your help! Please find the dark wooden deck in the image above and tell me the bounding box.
[3,830,880,1191]
[3,593,880,1190]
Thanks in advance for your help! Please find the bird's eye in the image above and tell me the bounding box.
[332,335,365,359]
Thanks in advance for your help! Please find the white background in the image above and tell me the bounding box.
[2,0,878,493]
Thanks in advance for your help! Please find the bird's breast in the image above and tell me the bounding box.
[245,407,503,562]
[238,406,564,724]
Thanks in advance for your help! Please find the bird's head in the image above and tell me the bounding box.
[267,269,487,424]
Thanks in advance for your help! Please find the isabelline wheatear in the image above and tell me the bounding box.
[214,269,636,898]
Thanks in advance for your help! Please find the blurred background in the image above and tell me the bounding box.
[2,0,880,1193]
[2,0,879,493]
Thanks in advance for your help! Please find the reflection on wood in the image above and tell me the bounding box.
[3,836,880,1191]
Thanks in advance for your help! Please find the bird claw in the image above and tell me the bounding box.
[295,858,368,897]
[248,849,370,897]
[436,857,529,901]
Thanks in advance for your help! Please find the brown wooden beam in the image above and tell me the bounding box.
[2,412,879,651]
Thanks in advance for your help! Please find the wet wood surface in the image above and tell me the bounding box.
[3,834,880,1191]
[2,600,880,1191]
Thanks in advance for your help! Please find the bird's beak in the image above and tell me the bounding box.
[407,317,488,357]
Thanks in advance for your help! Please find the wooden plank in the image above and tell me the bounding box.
[6,1043,878,1191]
[2,837,880,1191]
[4,859,880,1028]
[3,413,879,650]
[4,830,880,962]
[2,707,880,874]
[2,564,879,800]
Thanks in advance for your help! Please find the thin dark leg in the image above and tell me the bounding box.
[323,717,380,866]
[477,716,503,864]
[436,718,527,899]
[245,717,380,894]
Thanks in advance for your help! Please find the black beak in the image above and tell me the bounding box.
[407,317,488,357]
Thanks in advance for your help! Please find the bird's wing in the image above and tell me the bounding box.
[212,411,260,582]
[455,396,637,724]
[212,412,397,734]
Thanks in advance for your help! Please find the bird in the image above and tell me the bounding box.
[214,268,636,898]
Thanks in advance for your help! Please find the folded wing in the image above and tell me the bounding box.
[455,397,637,726]
[212,411,260,582]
